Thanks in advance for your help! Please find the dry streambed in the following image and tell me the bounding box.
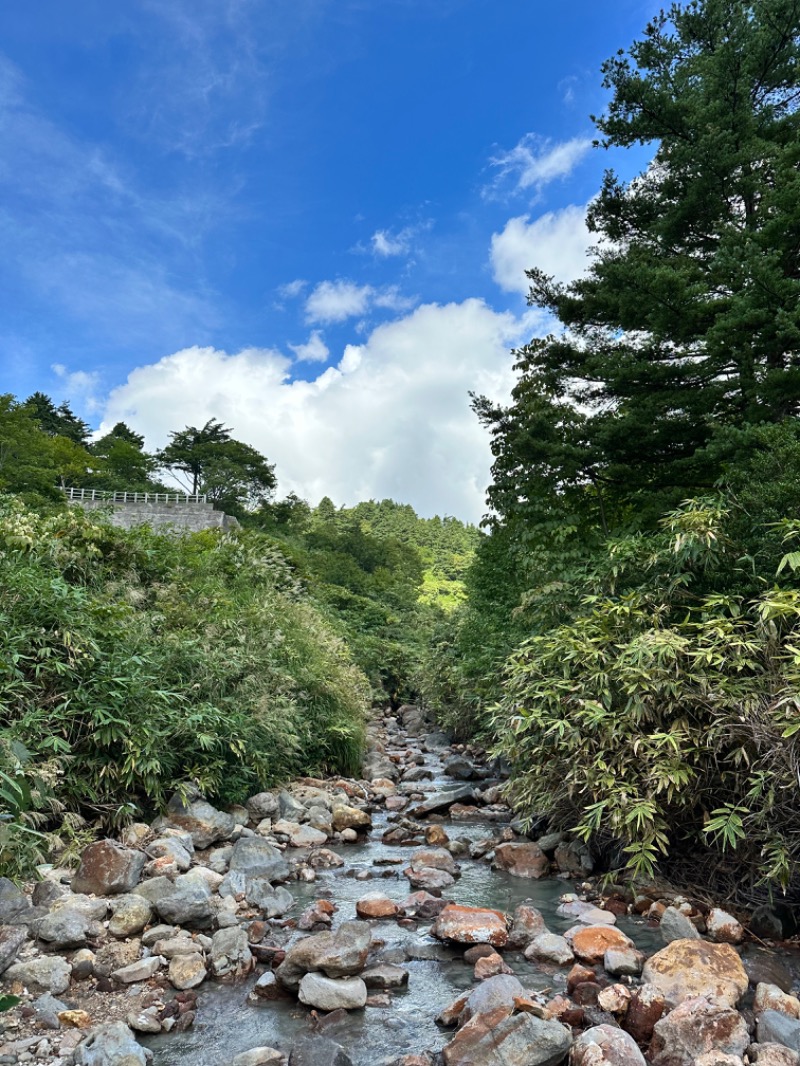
[0,707,799,1065]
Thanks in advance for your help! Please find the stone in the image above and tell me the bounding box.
[566,925,634,964]
[745,954,794,993]
[210,926,253,979]
[331,804,371,833]
[245,880,294,918]
[38,906,95,949]
[71,840,146,896]
[108,895,153,938]
[228,837,291,883]
[750,1046,800,1065]
[246,792,281,821]
[168,953,207,990]
[163,792,235,848]
[706,908,744,944]
[153,934,203,958]
[361,964,408,989]
[444,755,475,780]
[135,873,213,926]
[443,1011,571,1066]
[121,823,150,847]
[0,877,34,925]
[407,786,475,819]
[431,904,509,947]
[0,925,26,974]
[461,974,526,1024]
[276,921,371,990]
[425,825,449,847]
[474,952,513,979]
[112,956,162,983]
[494,842,549,879]
[251,971,284,1001]
[32,991,67,1028]
[604,946,645,976]
[660,906,701,943]
[144,837,192,873]
[409,846,460,876]
[298,973,367,1010]
[404,867,455,893]
[555,839,594,875]
[6,955,72,995]
[557,899,616,926]
[597,985,631,1015]
[525,932,574,965]
[127,1007,162,1034]
[401,891,449,920]
[758,1011,800,1052]
[71,947,96,981]
[650,995,750,1066]
[289,1034,353,1066]
[624,984,666,1043]
[231,1050,284,1066]
[290,824,327,847]
[507,903,547,948]
[571,1024,646,1065]
[74,1021,150,1065]
[755,983,800,1019]
[642,940,749,1008]
[355,893,400,920]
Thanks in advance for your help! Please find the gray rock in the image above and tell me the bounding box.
[210,926,253,979]
[750,1045,800,1065]
[162,792,235,849]
[758,1011,800,1053]
[246,792,281,822]
[406,786,477,819]
[153,935,203,958]
[443,1011,571,1065]
[108,894,153,938]
[5,955,72,994]
[207,846,233,873]
[141,924,175,946]
[572,1025,646,1064]
[168,953,207,990]
[524,932,574,965]
[461,974,526,1024]
[32,992,67,1030]
[228,837,291,883]
[0,877,33,925]
[444,755,475,780]
[0,925,27,973]
[507,903,547,949]
[604,946,645,976]
[361,964,409,989]
[245,880,294,918]
[289,1034,353,1066]
[113,956,162,983]
[71,840,146,896]
[306,806,333,834]
[298,973,367,1010]
[144,837,192,873]
[231,1050,284,1066]
[38,906,95,949]
[135,873,213,927]
[74,1021,151,1065]
[651,995,749,1065]
[554,839,594,876]
[276,921,371,990]
[659,906,701,943]
[127,1006,162,1033]
[279,791,306,821]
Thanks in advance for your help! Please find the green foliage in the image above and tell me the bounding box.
[492,498,800,890]
[0,395,59,501]
[0,498,368,851]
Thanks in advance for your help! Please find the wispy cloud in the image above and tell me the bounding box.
[305,280,416,325]
[289,330,330,363]
[370,220,433,258]
[486,133,592,199]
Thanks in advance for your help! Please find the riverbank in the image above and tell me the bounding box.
[1,706,799,1065]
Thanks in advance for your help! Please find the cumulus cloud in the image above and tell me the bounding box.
[490,205,593,294]
[289,330,330,363]
[99,299,533,521]
[304,279,416,324]
[488,134,592,198]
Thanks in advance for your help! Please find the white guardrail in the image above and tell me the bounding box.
[64,488,208,504]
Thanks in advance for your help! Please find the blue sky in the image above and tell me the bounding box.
[0,0,659,519]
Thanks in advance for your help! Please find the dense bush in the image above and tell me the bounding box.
[492,497,800,896]
[0,498,368,852]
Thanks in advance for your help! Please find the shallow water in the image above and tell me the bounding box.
[144,745,663,1065]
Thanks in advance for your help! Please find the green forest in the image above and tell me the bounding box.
[3,0,800,904]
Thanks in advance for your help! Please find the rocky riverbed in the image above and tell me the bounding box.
[1,705,800,1065]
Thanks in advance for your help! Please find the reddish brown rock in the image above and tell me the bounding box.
[650,995,749,1066]
[566,924,634,965]
[474,952,513,980]
[571,1024,646,1065]
[436,992,469,1027]
[567,964,596,993]
[642,940,749,1008]
[431,904,509,947]
[355,893,401,920]
[494,842,549,879]
[425,825,449,847]
[71,840,146,896]
[624,983,666,1043]
[442,1010,571,1066]
[464,944,498,965]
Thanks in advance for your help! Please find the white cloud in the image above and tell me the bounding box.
[289,330,330,363]
[488,134,592,198]
[99,299,534,522]
[51,362,102,413]
[278,278,307,299]
[370,220,432,258]
[490,205,593,294]
[304,279,416,324]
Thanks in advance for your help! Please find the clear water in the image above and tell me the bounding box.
[143,747,663,1065]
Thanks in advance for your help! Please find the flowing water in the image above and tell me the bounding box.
[141,740,676,1065]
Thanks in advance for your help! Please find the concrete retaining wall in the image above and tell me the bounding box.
[70,498,239,533]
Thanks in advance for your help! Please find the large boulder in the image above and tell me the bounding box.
[650,995,749,1066]
[71,840,146,896]
[566,925,634,965]
[642,940,749,1008]
[298,973,367,1010]
[5,955,72,995]
[409,847,459,876]
[444,755,476,780]
[461,974,525,1025]
[331,804,372,833]
[494,842,549,879]
[507,903,547,948]
[74,1022,150,1065]
[443,1011,572,1066]
[162,792,235,849]
[431,904,509,947]
[570,1025,647,1065]
[134,873,213,927]
[228,837,291,883]
[246,792,281,821]
[38,906,97,949]
[276,921,371,990]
